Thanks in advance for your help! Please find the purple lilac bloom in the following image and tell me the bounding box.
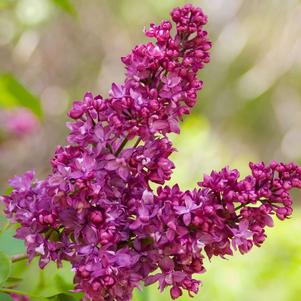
[1,4,301,301]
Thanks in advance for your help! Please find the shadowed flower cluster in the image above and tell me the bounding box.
[1,4,301,301]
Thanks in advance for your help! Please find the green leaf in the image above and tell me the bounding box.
[51,0,77,17]
[137,285,149,301]
[4,276,23,286]
[0,251,12,285]
[0,228,25,256]
[5,186,13,195]
[0,73,42,118]
[0,293,13,301]
[0,220,10,237]
[48,292,83,301]
[10,259,75,298]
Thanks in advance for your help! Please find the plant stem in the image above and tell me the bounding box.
[234,204,245,211]
[133,137,142,148]
[107,143,114,154]
[0,288,28,295]
[115,136,129,156]
[11,253,29,263]
[0,288,48,300]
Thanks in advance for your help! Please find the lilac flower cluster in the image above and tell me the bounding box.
[1,4,301,301]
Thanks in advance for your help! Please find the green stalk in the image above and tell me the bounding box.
[11,253,29,263]
[0,288,48,300]
[115,136,129,156]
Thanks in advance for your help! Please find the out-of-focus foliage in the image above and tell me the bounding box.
[48,293,82,301]
[0,0,301,300]
[9,259,78,299]
[0,0,13,10]
[0,74,42,118]
[50,0,77,17]
[0,252,11,286]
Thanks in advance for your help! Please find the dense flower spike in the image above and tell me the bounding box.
[1,4,301,301]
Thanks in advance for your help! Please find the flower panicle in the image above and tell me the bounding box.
[1,4,301,301]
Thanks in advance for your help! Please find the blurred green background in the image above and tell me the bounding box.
[0,0,301,300]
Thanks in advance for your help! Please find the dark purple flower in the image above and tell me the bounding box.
[1,5,301,301]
